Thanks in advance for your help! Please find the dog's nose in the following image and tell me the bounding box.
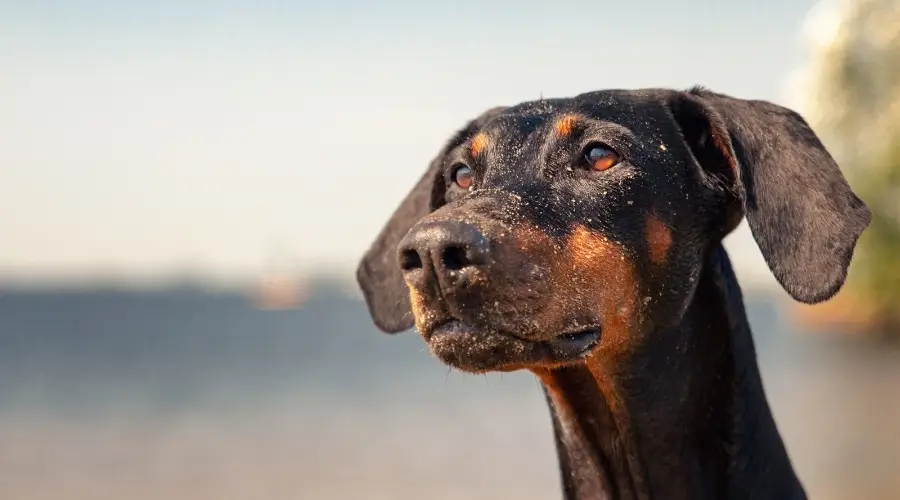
[397,221,490,285]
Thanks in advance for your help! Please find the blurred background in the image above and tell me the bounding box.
[1,0,898,499]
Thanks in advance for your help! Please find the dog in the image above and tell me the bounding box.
[355,86,871,499]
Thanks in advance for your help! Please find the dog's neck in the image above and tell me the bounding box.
[533,244,807,500]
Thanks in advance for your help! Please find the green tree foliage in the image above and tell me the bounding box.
[796,0,900,334]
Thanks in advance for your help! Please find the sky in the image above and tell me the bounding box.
[0,0,829,287]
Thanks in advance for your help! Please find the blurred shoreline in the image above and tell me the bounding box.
[0,280,897,500]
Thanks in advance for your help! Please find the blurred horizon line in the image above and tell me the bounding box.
[0,262,782,297]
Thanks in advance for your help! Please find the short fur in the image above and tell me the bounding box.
[356,87,870,499]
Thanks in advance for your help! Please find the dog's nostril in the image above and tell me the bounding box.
[399,249,423,271]
[441,246,471,271]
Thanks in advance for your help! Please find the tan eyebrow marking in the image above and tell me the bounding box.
[470,133,489,156]
[554,114,579,137]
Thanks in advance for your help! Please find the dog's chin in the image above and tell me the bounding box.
[424,319,601,374]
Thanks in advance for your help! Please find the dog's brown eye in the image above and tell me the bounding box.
[585,145,620,172]
[452,164,475,189]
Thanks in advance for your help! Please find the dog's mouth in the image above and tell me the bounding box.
[424,319,601,373]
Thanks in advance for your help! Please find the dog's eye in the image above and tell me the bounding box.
[584,145,620,172]
[451,164,475,189]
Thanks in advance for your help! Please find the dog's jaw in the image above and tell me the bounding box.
[423,319,601,373]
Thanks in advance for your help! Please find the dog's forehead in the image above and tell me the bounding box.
[478,90,669,147]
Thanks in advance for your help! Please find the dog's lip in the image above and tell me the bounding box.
[551,328,603,357]
[427,319,601,362]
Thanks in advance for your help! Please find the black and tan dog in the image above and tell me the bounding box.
[356,86,871,500]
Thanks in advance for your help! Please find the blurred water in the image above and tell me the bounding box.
[0,283,897,500]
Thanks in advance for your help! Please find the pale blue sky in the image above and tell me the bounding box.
[0,0,826,285]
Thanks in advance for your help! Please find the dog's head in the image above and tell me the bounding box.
[357,87,870,373]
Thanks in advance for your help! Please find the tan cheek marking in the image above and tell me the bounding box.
[554,114,579,137]
[508,224,639,357]
[470,133,489,156]
[565,226,639,354]
[645,215,673,265]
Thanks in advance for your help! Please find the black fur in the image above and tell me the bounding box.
[354,87,870,499]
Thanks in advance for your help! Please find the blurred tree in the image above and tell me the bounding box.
[794,0,900,339]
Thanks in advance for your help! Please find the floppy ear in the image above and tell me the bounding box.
[356,107,507,333]
[671,87,871,304]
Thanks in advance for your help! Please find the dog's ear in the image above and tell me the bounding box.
[356,107,507,333]
[670,87,871,304]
